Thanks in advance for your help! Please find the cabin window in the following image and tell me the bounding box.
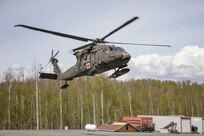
[87,53,94,62]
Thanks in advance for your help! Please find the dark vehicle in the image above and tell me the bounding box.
[138,125,154,132]
[192,125,198,133]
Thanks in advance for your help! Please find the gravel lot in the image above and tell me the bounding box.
[0,130,203,136]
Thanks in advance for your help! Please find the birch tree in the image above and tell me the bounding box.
[32,61,40,130]
[3,67,14,129]
[100,77,104,124]
[127,89,133,116]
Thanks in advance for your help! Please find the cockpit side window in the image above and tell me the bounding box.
[109,47,113,51]
[109,46,118,52]
[118,47,125,52]
[103,46,123,53]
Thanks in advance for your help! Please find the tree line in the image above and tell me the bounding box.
[0,67,204,129]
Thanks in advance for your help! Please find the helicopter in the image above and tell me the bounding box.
[15,17,171,89]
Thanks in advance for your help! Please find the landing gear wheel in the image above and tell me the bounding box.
[60,84,69,89]
[60,81,69,89]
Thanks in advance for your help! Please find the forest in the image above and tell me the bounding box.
[0,67,204,130]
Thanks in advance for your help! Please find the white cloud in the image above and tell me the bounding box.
[11,64,23,70]
[119,46,204,82]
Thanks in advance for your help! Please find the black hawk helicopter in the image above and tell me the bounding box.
[15,17,170,89]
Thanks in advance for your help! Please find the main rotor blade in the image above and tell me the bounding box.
[103,41,171,47]
[14,24,92,42]
[101,17,139,41]
[72,43,95,52]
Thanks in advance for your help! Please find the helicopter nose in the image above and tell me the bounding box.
[122,52,131,60]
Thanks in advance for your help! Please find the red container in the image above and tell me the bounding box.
[122,116,153,127]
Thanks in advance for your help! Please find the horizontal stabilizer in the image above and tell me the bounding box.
[39,73,57,80]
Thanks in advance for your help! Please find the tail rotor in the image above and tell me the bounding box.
[43,50,59,69]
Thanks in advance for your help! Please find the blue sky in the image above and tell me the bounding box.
[1,0,204,82]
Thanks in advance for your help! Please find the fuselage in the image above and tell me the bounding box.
[58,45,131,80]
